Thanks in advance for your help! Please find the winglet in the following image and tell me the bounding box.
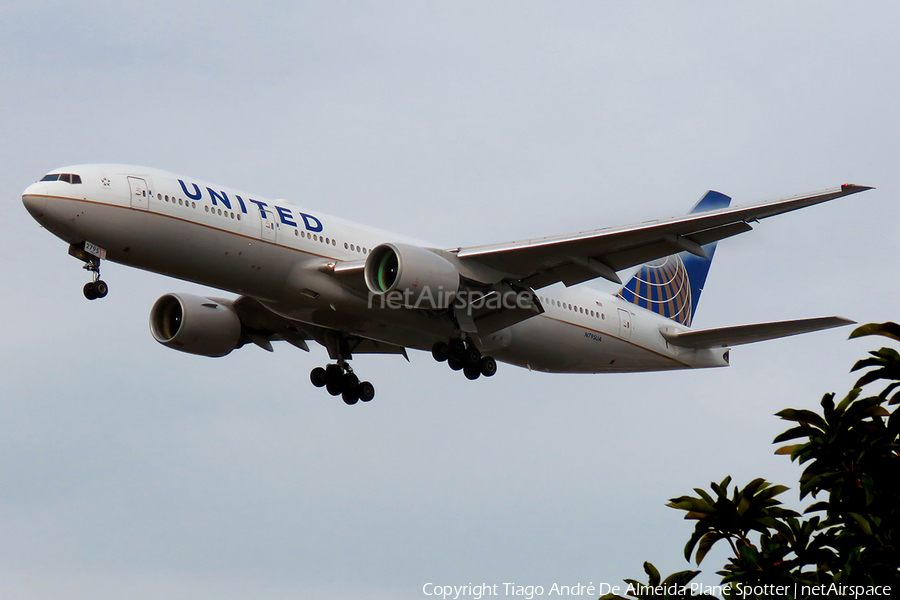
[841,183,874,193]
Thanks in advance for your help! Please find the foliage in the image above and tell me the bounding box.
[602,323,900,599]
[598,561,709,600]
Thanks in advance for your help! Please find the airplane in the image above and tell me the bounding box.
[22,165,871,405]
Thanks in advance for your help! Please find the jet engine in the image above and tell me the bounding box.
[364,243,460,308]
[149,293,242,357]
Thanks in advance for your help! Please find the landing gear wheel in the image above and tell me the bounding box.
[310,367,327,388]
[463,364,481,380]
[324,364,343,386]
[342,388,359,405]
[480,356,497,377]
[94,280,109,298]
[309,343,375,405]
[463,346,482,367]
[431,341,450,362]
[342,372,359,390]
[448,339,466,360]
[447,357,464,371]
[83,281,98,300]
[357,381,375,402]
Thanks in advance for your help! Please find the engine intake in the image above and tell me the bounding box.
[149,293,242,357]
[364,243,460,309]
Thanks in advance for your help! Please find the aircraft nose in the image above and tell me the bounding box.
[22,182,48,217]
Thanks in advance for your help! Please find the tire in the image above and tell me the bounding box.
[310,367,327,387]
[463,365,481,380]
[326,381,342,396]
[357,381,375,402]
[83,281,97,300]
[324,364,343,386]
[464,346,481,367]
[448,339,466,361]
[480,356,497,377]
[342,389,359,405]
[431,341,450,362]
[94,280,109,298]
[447,357,464,371]
[342,372,359,390]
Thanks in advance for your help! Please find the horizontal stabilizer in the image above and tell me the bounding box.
[660,316,856,349]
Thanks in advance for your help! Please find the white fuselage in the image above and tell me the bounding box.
[22,164,729,374]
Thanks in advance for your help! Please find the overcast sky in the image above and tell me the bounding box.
[2,2,898,598]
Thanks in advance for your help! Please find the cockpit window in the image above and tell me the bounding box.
[40,173,82,184]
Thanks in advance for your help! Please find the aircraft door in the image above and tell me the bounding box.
[261,209,278,242]
[128,176,149,211]
[618,308,633,340]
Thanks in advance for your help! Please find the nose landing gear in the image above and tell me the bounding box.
[82,256,109,300]
[432,339,497,380]
[68,243,109,300]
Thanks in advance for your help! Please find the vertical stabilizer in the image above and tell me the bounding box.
[616,190,731,326]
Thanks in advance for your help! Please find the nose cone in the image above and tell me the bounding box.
[22,182,48,218]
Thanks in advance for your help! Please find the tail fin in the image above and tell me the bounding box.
[616,190,731,327]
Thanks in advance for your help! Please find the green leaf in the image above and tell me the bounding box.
[642,561,661,586]
[848,512,874,535]
[851,357,892,372]
[804,501,829,514]
[776,408,825,427]
[661,569,701,587]
[773,425,815,443]
[860,473,876,506]
[667,497,714,514]
[775,444,800,455]
[695,532,721,565]
[849,321,900,342]
[755,484,789,502]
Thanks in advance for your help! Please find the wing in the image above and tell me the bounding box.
[660,316,855,349]
[233,295,407,357]
[455,184,872,288]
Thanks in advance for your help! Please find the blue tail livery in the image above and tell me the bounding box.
[616,190,732,326]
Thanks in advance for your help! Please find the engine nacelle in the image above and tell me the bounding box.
[149,293,242,357]
[364,243,460,309]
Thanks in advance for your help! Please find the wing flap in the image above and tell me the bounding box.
[661,316,856,349]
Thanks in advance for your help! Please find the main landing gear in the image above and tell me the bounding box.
[310,362,375,405]
[82,256,109,300]
[431,339,497,380]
